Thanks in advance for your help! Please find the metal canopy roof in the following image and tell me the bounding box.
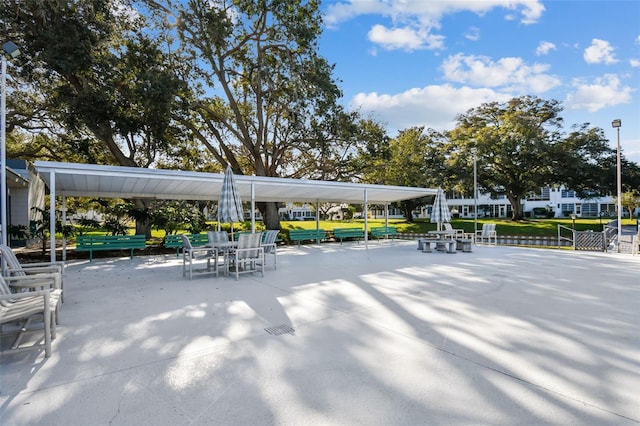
[34,161,436,204]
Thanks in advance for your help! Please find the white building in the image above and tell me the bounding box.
[278,203,316,221]
[443,186,621,219]
[3,160,46,245]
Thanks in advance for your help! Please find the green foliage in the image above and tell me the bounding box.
[620,191,640,218]
[553,124,616,198]
[183,209,207,234]
[147,201,208,236]
[102,216,130,236]
[341,206,355,220]
[73,216,102,236]
[4,3,637,234]
[149,202,183,236]
[2,0,190,169]
[30,205,78,256]
[8,224,29,240]
[147,0,356,229]
[361,126,446,221]
[445,95,619,221]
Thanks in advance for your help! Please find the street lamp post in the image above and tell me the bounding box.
[612,119,622,252]
[1,41,21,247]
[471,148,478,234]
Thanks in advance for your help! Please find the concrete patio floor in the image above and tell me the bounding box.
[1,241,639,425]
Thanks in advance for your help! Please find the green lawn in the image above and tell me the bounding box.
[65,216,636,242]
[280,217,635,237]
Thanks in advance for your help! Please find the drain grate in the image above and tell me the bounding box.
[265,324,295,336]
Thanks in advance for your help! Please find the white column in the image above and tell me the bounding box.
[61,194,67,261]
[364,189,369,250]
[49,171,56,263]
[251,181,255,232]
[1,55,7,247]
[616,126,622,252]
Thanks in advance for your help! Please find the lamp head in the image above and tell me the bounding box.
[611,119,621,128]
[2,41,21,59]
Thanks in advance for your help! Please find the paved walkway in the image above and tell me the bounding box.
[1,242,639,425]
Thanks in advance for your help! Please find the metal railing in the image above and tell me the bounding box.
[603,223,617,251]
[557,225,574,249]
[558,225,608,251]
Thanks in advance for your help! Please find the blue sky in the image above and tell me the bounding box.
[318,0,640,164]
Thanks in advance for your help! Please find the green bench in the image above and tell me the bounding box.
[333,227,365,244]
[289,229,326,246]
[370,226,397,240]
[164,233,210,256]
[76,235,147,262]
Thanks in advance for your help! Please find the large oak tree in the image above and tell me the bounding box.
[446,96,621,220]
[2,0,191,236]
[146,0,356,229]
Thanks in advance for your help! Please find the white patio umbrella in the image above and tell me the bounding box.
[217,165,244,239]
[430,187,451,231]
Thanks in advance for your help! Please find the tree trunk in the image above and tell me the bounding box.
[133,199,152,238]
[260,202,281,230]
[507,195,524,220]
[403,206,414,222]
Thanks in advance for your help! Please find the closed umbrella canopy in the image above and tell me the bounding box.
[430,187,451,231]
[218,165,244,226]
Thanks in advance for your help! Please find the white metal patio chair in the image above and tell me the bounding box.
[475,223,497,245]
[0,244,64,302]
[207,231,229,244]
[0,273,61,358]
[231,232,264,281]
[181,235,219,280]
[261,230,279,270]
[443,223,464,237]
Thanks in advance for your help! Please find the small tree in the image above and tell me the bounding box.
[620,191,640,219]
[31,206,76,258]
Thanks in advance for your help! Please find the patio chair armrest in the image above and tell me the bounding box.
[7,265,62,275]
[186,246,218,254]
[234,246,264,259]
[19,261,64,270]
[261,243,276,253]
[3,272,61,291]
[0,289,50,301]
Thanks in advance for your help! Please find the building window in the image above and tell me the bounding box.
[561,203,575,216]
[582,203,598,217]
[527,187,551,201]
[561,189,576,198]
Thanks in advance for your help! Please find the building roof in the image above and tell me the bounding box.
[34,161,437,204]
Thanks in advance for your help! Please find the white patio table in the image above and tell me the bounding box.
[207,241,238,276]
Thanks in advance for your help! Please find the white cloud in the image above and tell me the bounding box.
[630,59,640,68]
[465,26,480,41]
[367,24,444,51]
[441,53,561,93]
[564,74,633,112]
[324,0,545,50]
[325,0,545,25]
[583,39,618,64]
[536,41,556,56]
[349,85,512,132]
[518,1,546,24]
